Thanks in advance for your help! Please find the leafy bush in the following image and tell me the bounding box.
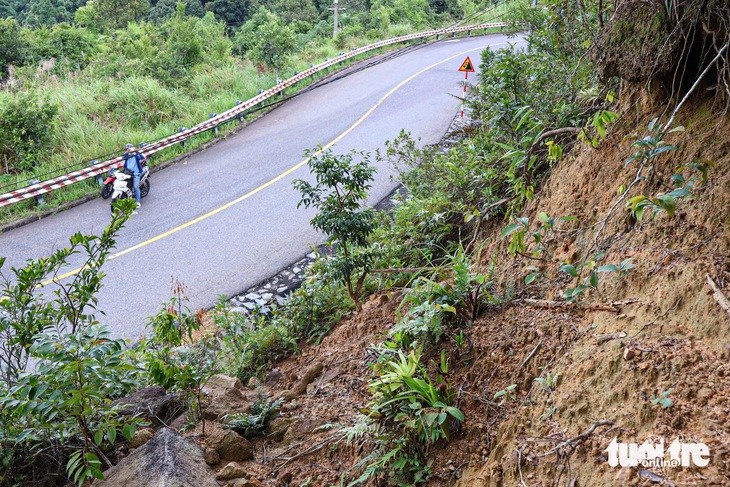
[0,91,58,174]
[345,346,463,485]
[0,199,142,485]
[294,149,379,311]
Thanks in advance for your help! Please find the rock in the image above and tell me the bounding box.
[92,428,217,487]
[112,386,186,428]
[282,417,327,446]
[128,428,155,449]
[204,447,221,466]
[247,376,262,390]
[215,462,248,481]
[265,417,295,442]
[212,430,253,462]
[277,362,323,401]
[231,478,262,487]
[202,375,254,420]
[264,368,283,387]
[623,348,636,361]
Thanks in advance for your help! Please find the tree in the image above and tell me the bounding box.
[80,0,150,32]
[147,0,204,22]
[205,0,251,25]
[24,0,70,27]
[234,6,296,70]
[294,149,378,312]
[0,200,144,485]
[0,17,24,77]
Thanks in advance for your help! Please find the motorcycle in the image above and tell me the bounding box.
[101,144,150,199]
[110,167,150,214]
[100,166,121,199]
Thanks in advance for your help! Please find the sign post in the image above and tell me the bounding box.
[458,56,475,118]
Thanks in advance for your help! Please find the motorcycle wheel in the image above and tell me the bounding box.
[110,194,128,215]
[100,183,113,199]
[140,179,150,198]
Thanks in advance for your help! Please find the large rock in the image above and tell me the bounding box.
[202,375,255,420]
[215,430,253,462]
[93,428,217,487]
[112,386,186,428]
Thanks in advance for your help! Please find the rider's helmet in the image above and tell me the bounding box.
[125,143,135,151]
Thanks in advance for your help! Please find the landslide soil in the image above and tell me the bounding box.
[188,94,729,487]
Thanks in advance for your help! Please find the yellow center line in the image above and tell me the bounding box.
[42,41,505,287]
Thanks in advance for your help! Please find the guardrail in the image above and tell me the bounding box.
[0,22,507,209]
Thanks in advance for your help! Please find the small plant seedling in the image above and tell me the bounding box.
[494,384,517,403]
[651,390,673,408]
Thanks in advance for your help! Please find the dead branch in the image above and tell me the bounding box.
[538,420,614,458]
[707,274,730,316]
[273,433,342,466]
[521,340,542,368]
[663,40,730,132]
[594,331,627,344]
[369,267,435,274]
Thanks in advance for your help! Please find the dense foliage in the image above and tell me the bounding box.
[0,0,638,485]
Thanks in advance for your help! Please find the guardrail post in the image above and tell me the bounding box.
[235,100,244,122]
[28,179,44,207]
[467,29,472,36]
[179,127,187,148]
[210,113,218,135]
[90,160,102,186]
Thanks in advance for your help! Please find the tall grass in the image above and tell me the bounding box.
[0,17,516,226]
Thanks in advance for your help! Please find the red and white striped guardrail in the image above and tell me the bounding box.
[0,22,507,208]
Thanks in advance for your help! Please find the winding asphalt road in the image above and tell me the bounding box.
[0,33,520,341]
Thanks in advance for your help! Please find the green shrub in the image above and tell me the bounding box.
[0,91,58,174]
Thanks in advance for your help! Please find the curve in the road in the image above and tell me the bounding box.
[38,41,509,290]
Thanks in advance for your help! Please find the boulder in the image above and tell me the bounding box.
[215,462,248,481]
[202,375,255,420]
[93,428,217,487]
[216,431,253,462]
[205,427,254,462]
[112,386,186,428]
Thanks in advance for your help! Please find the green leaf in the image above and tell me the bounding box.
[538,212,549,224]
[107,427,117,444]
[94,429,104,446]
[589,272,598,288]
[122,423,137,441]
[501,223,523,239]
[559,264,578,278]
[596,264,619,273]
[446,406,465,422]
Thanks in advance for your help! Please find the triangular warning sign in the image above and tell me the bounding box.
[459,56,475,73]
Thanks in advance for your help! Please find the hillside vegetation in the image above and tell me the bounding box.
[1,0,729,486]
[0,0,506,225]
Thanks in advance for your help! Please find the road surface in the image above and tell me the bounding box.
[0,33,521,340]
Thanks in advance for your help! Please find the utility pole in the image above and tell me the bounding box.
[329,0,344,38]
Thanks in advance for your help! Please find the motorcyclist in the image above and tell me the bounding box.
[122,143,147,208]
